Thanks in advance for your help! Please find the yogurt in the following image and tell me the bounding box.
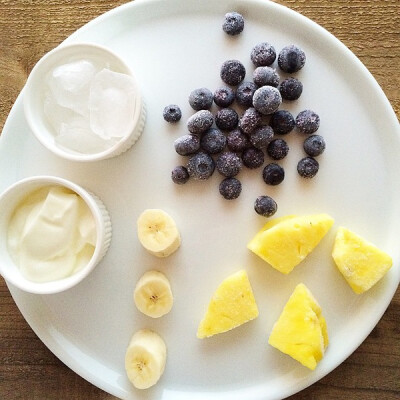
[7,185,96,283]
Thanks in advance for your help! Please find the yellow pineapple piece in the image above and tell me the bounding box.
[247,214,334,274]
[332,227,392,294]
[197,270,259,339]
[268,283,328,370]
[319,316,329,349]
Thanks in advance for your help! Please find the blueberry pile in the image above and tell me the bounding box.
[163,12,326,216]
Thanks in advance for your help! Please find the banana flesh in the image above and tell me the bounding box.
[134,270,173,318]
[137,209,181,258]
[125,329,167,389]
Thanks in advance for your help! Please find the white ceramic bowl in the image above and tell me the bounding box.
[0,176,112,294]
[23,43,145,162]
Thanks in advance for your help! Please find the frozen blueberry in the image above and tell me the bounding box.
[252,67,280,88]
[239,107,261,134]
[189,88,213,110]
[187,110,214,134]
[171,166,189,184]
[249,126,274,149]
[163,104,182,123]
[253,86,282,115]
[187,152,215,180]
[303,135,326,157]
[254,195,277,217]
[267,139,289,160]
[295,110,320,134]
[278,45,306,73]
[242,147,264,169]
[201,128,226,154]
[297,157,319,178]
[215,108,239,131]
[174,134,201,156]
[214,86,235,107]
[236,81,257,107]
[262,163,285,185]
[220,60,246,86]
[250,42,276,67]
[219,177,242,200]
[222,12,244,36]
[216,152,242,177]
[279,78,303,101]
[226,129,250,152]
[270,110,295,135]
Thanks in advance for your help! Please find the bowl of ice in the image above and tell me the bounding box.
[23,43,145,161]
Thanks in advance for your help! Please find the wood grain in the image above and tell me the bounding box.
[0,1,399,399]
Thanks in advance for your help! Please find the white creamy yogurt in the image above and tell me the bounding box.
[7,185,96,283]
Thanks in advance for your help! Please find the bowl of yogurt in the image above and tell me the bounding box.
[23,43,145,162]
[0,176,112,294]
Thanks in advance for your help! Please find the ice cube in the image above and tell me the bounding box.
[47,60,98,116]
[55,116,118,154]
[44,91,79,135]
[89,69,136,139]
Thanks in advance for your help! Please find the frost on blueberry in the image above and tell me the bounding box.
[174,134,200,156]
[238,107,261,135]
[189,87,213,110]
[226,128,250,152]
[163,104,182,123]
[187,110,214,134]
[254,195,277,217]
[213,86,235,107]
[253,86,282,115]
[253,66,280,88]
[222,12,245,36]
[242,147,264,169]
[216,151,242,177]
[249,126,274,149]
[267,139,289,160]
[303,134,326,157]
[220,60,246,86]
[215,108,239,131]
[187,152,215,180]
[251,42,276,67]
[279,78,303,101]
[295,110,320,134]
[201,128,226,154]
[171,166,189,184]
[297,157,319,178]
[219,177,242,200]
[278,45,306,73]
[236,81,257,107]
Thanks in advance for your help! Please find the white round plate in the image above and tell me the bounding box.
[1,0,399,399]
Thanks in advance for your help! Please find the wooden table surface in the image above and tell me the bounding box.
[0,1,399,399]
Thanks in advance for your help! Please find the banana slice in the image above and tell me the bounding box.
[134,270,173,318]
[125,329,167,389]
[137,209,181,258]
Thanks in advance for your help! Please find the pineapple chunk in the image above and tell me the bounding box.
[247,214,334,274]
[332,227,392,294]
[197,270,259,338]
[268,283,328,370]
